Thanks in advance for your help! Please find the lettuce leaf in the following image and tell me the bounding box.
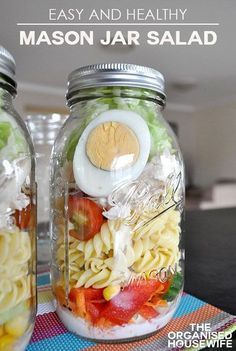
[0,121,11,150]
[65,88,173,161]
[0,113,27,161]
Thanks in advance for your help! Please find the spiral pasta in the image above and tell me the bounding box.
[0,227,31,313]
[131,207,181,274]
[77,221,116,260]
[56,204,181,289]
[57,220,133,287]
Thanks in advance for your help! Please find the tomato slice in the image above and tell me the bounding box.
[139,305,159,320]
[99,280,161,325]
[14,204,31,229]
[68,196,104,241]
[86,302,105,323]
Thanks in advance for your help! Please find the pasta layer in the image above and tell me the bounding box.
[57,206,181,289]
[0,227,31,313]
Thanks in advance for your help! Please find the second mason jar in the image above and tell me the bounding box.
[0,46,36,351]
[50,63,185,342]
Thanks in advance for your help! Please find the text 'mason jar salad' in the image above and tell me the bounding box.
[50,63,184,342]
[0,46,36,351]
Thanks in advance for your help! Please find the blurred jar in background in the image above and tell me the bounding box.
[26,114,67,263]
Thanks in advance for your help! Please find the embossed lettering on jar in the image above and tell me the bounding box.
[50,63,185,342]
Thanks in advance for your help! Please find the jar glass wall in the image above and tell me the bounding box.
[26,114,66,264]
[50,68,184,342]
[0,88,36,350]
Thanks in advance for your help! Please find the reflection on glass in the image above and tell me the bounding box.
[26,114,67,263]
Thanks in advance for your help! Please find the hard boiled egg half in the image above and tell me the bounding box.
[73,109,151,197]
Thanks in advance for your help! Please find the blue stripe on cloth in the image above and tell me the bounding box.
[26,332,95,351]
[37,273,50,287]
[173,294,206,318]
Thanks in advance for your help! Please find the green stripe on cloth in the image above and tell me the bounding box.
[38,289,54,304]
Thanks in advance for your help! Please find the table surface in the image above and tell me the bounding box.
[185,207,236,351]
[185,207,236,316]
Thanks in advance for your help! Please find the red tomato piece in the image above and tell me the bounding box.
[99,280,161,325]
[86,302,105,323]
[68,196,104,241]
[14,204,31,229]
[139,305,159,320]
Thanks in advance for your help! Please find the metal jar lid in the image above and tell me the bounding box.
[66,63,165,101]
[0,45,17,92]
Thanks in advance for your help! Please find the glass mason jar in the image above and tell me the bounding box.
[0,47,36,350]
[26,114,66,264]
[50,64,184,342]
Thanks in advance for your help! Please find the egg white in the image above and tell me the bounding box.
[73,109,151,197]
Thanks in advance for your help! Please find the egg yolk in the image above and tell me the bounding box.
[86,121,140,171]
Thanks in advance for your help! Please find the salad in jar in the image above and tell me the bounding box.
[50,65,184,342]
[0,47,36,351]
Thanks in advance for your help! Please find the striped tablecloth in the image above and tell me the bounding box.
[26,269,236,351]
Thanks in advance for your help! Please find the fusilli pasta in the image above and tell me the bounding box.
[0,227,31,313]
[56,204,181,289]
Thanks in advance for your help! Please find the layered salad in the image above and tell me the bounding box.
[51,87,184,341]
[0,113,35,351]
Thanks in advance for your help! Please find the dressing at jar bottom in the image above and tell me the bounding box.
[56,296,180,342]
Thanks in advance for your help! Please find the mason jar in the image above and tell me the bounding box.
[0,47,36,350]
[50,63,184,342]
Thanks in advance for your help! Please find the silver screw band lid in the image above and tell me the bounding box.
[0,46,17,93]
[67,63,165,100]
[0,46,16,82]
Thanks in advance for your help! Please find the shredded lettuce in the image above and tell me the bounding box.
[65,87,173,161]
[0,121,11,150]
[0,112,27,161]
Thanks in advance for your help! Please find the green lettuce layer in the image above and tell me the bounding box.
[65,87,173,161]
